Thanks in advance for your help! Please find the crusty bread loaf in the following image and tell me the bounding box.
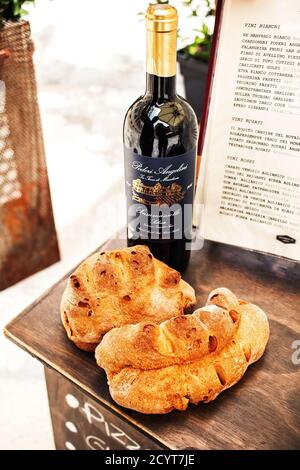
[96,288,269,414]
[61,245,195,352]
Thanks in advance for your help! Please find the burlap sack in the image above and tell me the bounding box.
[0,20,59,291]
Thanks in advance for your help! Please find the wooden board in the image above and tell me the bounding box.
[4,237,300,450]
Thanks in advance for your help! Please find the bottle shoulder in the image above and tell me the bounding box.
[124,94,197,128]
[123,94,198,157]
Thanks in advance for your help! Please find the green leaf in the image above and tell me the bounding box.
[206,8,216,17]
[0,0,35,25]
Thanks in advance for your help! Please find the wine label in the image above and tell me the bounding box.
[124,147,196,241]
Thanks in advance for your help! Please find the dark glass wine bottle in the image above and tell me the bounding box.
[123,4,198,273]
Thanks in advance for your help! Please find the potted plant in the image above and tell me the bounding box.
[0,0,60,290]
[149,0,216,121]
[0,0,34,20]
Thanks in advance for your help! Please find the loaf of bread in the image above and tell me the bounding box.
[61,245,195,352]
[96,288,269,414]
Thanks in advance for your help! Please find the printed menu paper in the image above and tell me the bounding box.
[196,0,300,260]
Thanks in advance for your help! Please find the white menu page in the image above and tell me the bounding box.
[197,0,300,260]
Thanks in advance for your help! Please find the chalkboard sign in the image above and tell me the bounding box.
[45,368,163,450]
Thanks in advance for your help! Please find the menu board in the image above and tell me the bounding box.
[196,0,300,260]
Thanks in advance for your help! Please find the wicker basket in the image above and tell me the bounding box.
[0,20,59,290]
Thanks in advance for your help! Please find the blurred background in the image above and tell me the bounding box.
[0,0,214,449]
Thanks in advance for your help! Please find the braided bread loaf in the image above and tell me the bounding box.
[96,288,269,414]
[61,245,195,352]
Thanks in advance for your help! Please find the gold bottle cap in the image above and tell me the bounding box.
[146,4,178,33]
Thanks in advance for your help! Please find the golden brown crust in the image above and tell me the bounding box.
[96,304,238,373]
[73,339,99,353]
[61,245,196,351]
[96,288,270,414]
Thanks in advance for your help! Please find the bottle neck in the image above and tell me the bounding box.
[145,73,176,100]
[145,26,177,100]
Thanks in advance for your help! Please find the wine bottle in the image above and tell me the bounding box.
[123,4,198,273]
